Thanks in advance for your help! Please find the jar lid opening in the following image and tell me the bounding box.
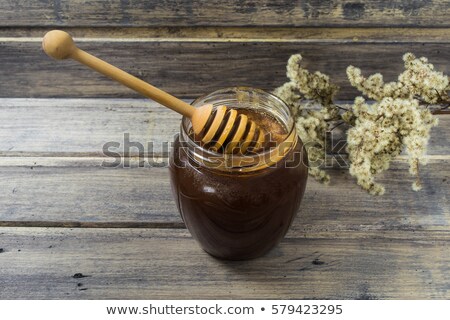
[180,87,297,172]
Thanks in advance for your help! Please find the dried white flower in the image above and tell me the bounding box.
[274,53,446,195]
[280,54,339,107]
[347,53,450,104]
[275,54,339,183]
[346,97,437,195]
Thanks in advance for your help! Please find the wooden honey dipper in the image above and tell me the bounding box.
[42,30,265,154]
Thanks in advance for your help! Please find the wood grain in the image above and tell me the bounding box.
[0,99,448,156]
[1,0,449,27]
[2,27,450,42]
[1,0,449,302]
[0,99,447,230]
[0,41,448,99]
[0,99,180,155]
[0,227,448,299]
[0,161,448,233]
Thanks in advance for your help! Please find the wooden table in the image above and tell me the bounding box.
[0,0,449,300]
[0,98,448,299]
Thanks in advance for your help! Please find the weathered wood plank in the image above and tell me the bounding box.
[0,227,448,299]
[0,99,180,155]
[0,41,448,99]
[0,99,448,156]
[1,0,449,27]
[2,27,450,42]
[0,160,448,233]
[0,166,179,224]
[0,100,447,230]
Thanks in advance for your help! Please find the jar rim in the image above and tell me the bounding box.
[180,87,297,172]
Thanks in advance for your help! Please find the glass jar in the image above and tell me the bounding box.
[169,87,308,260]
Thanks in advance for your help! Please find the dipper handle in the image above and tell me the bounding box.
[42,30,195,118]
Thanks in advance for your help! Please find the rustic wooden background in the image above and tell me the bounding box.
[0,0,449,299]
[1,0,449,98]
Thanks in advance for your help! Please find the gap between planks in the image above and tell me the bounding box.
[0,221,185,229]
[0,155,449,167]
[0,223,448,241]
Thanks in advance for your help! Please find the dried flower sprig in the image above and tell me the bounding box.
[347,53,449,105]
[274,53,448,195]
[274,54,340,183]
[345,97,438,194]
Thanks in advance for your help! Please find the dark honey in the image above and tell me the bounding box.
[169,108,308,260]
